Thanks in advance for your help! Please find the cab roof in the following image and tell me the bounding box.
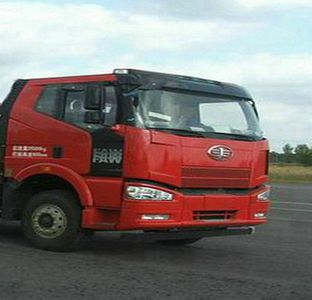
[113,69,252,99]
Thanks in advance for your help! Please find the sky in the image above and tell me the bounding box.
[0,0,311,152]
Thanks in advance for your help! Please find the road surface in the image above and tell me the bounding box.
[0,183,311,299]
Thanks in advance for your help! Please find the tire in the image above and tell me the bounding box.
[157,238,202,246]
[22,190,84,252]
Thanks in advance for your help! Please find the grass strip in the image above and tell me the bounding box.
[269,164,312,184]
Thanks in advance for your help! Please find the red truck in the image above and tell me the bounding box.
[0,69,270,251]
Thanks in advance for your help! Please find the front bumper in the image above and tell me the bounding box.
[120,226,255,242]
[116,184,271,230]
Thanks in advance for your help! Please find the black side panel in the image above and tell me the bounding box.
[1,181,24,220]
[90,128,124,177]
[0,79,28,178]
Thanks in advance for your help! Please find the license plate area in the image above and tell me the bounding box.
[193,210,237,222]
[183,194,249,221]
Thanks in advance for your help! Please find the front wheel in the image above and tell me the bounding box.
[22,190,83,252]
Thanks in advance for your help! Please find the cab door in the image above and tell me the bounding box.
[6,81,121,176]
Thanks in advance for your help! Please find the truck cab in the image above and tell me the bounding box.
[0,69,270,251]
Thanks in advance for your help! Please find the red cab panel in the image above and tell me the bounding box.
[123,126,269,189]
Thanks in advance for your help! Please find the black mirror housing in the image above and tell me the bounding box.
[85,86,101,110]
[84,111,101,123]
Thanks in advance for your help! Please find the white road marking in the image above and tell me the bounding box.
[271,207,312,213]
[269,217,312,223]
[273,201,312,206]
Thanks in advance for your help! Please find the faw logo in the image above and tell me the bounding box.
[207,145,233,161]
[93,148,123,164]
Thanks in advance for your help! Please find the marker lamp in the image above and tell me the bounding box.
[257,189,270,201]
[126,186,173,201]
[141,214,169,220]
[113,69,129,74]
[254,212,266,219]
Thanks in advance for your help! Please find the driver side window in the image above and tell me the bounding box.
[36,83,118,130]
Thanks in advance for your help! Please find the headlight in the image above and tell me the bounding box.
[126,186,173,201]
[257,189,270,201]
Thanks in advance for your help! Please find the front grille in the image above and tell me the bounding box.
[193,210,237,222]
[181,167,250,188]
[179,187,256,196]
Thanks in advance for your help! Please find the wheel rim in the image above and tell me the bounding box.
[31,204,67,239]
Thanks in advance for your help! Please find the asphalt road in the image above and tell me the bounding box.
[0,183,311,300]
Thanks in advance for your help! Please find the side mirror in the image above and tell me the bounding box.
[84,111,101,123]
[85,86,101,110]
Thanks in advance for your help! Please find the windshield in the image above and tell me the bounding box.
[130,89,263,140]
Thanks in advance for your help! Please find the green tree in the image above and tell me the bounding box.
[282,144,294,163]
[270,151,282,164]
[294,144,312,166]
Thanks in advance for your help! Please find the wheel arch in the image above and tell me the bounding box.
[14,163,93,207]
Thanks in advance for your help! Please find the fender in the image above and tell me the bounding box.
[14,163,93,206]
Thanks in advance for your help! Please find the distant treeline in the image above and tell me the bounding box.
[270,144,312,166]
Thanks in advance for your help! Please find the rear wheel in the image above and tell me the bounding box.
[157,238,202,246]
[22,190,84,252]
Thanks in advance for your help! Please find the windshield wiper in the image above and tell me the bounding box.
[204,132,258,141]
[146,127,206,137]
